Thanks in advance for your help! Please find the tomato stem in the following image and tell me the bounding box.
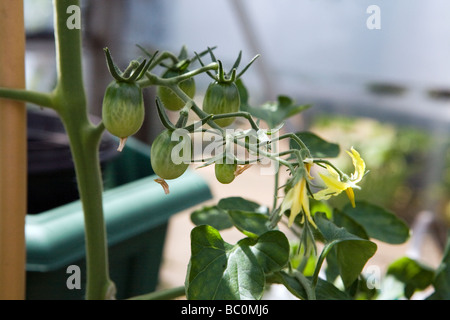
[53,0,114,299]
[210,111,258,130]
[0,87,54,109]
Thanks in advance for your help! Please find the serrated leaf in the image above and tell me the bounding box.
[290,132,340,158]
[186,225,289,300]
[315,212,377,288]
[342,201,410,244]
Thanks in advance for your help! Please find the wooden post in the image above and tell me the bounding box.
[0,0,27,299]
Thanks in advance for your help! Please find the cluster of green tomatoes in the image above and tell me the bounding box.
[101,47,255,185]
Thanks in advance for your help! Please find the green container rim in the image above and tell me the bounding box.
[26,167,212,272]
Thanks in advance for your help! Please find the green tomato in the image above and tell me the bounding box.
[214,163,237,184]
[157,69,196,111]
[102,80,145,139]
[202,81,240,127]
[151,129,190,180]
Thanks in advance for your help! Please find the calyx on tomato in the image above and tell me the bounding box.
[102,81,145,151]
[200,52,258,127]
[102,48,157,151]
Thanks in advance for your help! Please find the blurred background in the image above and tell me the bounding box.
[23,0,450,290]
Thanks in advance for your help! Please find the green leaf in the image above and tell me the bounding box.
[217,197,270,237]
[244,231,290,274]
[190,205,233,231]
[342,201,410,244]
[336,241,377,289]
[192,197,269,237]
[428,232,450,300]
[387,256,435,299]
[186,225,289,300]
[218,197,262,212]
[315,278,352,300]
[275,271,351,300]
[290,132,340,158]
[241,95,310,128]
[237,77,309,128]
[228,210,271,238]
[333,208,369,240]
[315,212,377,288]
[324,245,340,285]
[274,271,307,300]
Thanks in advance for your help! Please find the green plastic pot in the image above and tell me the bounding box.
[25,137,212,299]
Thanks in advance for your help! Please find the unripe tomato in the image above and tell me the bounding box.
[202,81,240,127]
[214,163,237,184]
[151,129,190,180]
[157,69,196,111]
[102,81,145,140]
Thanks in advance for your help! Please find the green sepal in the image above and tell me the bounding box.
[104,47,156,83]
[155,97,177,131]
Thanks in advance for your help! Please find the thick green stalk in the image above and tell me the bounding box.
[62,118,115,299]
[52,0,113,299]
[53,0,85,110]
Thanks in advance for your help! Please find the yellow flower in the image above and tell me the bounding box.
[280,163,317,228]
[314,147,366,208]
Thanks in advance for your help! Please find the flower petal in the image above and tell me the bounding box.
[325,164,341,180]
[345,187,356,208]
[319,171,348,192]
[288,182,302,226]
[346,147,365,183]
[314,187,342,200]
[300,179,317,228]
[280,186,295,215]
[305,162,314,180]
